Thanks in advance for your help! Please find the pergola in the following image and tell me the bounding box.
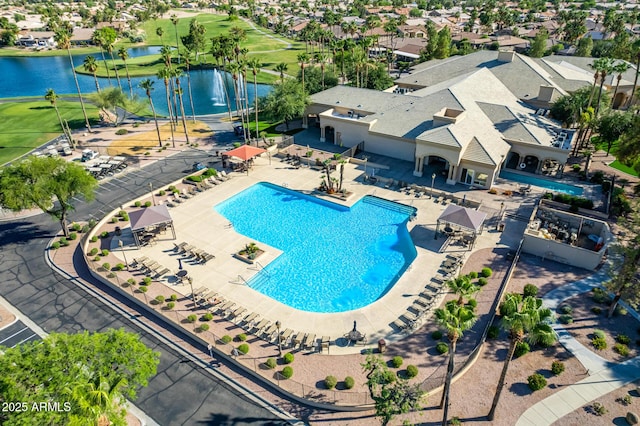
[129,204,176,248]
[435,204,487,248]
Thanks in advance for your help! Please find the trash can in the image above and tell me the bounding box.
[378,339,386,354]
[498,221,505,232]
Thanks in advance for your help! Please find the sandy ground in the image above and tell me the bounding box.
[0,303,16,330]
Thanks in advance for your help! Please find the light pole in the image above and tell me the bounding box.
[430,173,436,199]
[363,156,368,177]
[149,182,156,206]
[187,276,194,302]
[275,320,282,356]
[118,239,128,271]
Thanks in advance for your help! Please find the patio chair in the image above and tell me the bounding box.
[228,307,247,322]
[320,336,331,353]
[132,256,148,267]
[279,328,293,345]
[415,296,434,309]
[436,193,445,203]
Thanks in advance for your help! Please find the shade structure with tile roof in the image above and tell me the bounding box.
[128,204,176,247]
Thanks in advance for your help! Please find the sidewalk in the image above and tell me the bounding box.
[516,267,640,425]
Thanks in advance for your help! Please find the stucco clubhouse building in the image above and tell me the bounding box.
[303,50,636,189]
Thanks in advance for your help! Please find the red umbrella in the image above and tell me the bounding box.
[225,145,267,161]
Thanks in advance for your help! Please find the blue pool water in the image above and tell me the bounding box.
[214,183,417,313]
[500,170,583,196]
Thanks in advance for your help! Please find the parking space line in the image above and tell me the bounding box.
[0,326,29,345]
[13,333,38,348]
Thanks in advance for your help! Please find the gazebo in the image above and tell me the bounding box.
[128,204,176,247]
[224,145,267,175]
[435,204,487,247]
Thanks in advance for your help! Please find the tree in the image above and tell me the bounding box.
[529,28,548,58]
[180,49,197,122]
[298,52,310,94]
[181,18,207,61]
[628,41,640,108]
[54,28,92,132]
[157,66,176,147]
[156,26,164,44]
[447,275,480,305]
[617,115,640,171]
[92,28,112,85]
[298,66,338,95]
[435,300,477,426]
[83,55,101,93]
[604,242,640,318]
[94,27,121,91]
[0,329,159,425]
[44,89,70,142]
[487,294,556,420]
[226,61,247,142]
[174,74,190,144]
[262,79,310,130]
[361,352,425,425]
[575,36,593,57]
[171,14,180,61]
[434,27,451,59]
[590,57,616,116]
[550,86,591,127]
[89,87,140,126]
[118,47,133,97]
[0,156,97,237]
[611,61,630,107]
[596,111,634,155]
[248,57,261,140]
[274,62,288,81]
[139,79,163,148]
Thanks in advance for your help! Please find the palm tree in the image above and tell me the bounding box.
[435,300,477,426]
[117,47,133,97]
[45,88,69,141]
[487,294,557,421]
[314,52,327,90]
[156,27,164,44]
[180,49,197,122]
[590,57,615,116]
[54,29,91,132]
[170,14,180,62]
[92,30,112,85]
[248,58,261,141]
[105,39,123,92]
[227,61,246,143]
[67,375,128,425]
[139,79,163,147]
[275,62,288,81]
[298,52,310,93]
[83,55,101,93]
[611,61,630,108]
[447,275,479,305]
[240,60,251,140]
[174,74,190,144]
[157,67,175,147]
[628,41,640,108]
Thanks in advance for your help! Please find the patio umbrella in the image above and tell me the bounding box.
[224,145,267,175]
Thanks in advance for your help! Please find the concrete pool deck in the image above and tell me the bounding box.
[110,154,523,355]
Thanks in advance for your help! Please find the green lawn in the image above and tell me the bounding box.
[0,101,99,165]
[609,160,639,177]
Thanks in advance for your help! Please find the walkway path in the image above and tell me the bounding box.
[517,267,640,425]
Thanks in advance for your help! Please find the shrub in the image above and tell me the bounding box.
[431,330,443,340]
[391,356,403,368]
[139,286,148,293]
[159,190,166,196]
[591,306,602,315]
[101,249,109,256]
[592,336,607,350]
[551,361,565,375]
[106,272,116,278]
[71,223,82,232]
[436,342,449,354]
[170,294,178,301]
[591,402,607,416]
[120,213,129,222]
[93,255,101,262]
[281,366,293,379]
[480,267,493,278]
[143,277,152,285]
[102,262,111,271]
[572,164,581,172]
[559,304,573,314]
[237,343,249,354]
[90,236,98,243]
[111,217,119,223]
[468,271,478,279]
[81,224,90,233]
[406,365,418,378]
[616,305,628,316]
[68,232,77,240]
[59,237,69,246]
[134,201,141,207]
[221,335,232,344]
[51,242,60,250]
[449,418,462,425]
[614,343,630,357]
[593,329,606,339]
[127,278,136,285]
[199,324,209,332]
[527,373,547,391]
[467,298,477,309]
[115,128,128,135]
[89,248,99,256]
[166,302,175,310]
[187,314,197,323]
[487,325,500,339]
[265,358,276,369]
[344,376,355,389]
[236,333,247,341]
[114,263,125,271]
[155,295,165,304]
[617,394,633,406]
[523,284,538,297]
[383,371,397,384]
[617,334,631,345]
[283,352,295,364]
[325,375,338,389]
[202,313,213,321]
[592,288,609,304]
[558,314,573,324]
[144,201,152,208]
[477,277,488,286]
[515,341,530,358]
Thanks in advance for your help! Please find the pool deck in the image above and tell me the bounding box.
[111,154,526,355]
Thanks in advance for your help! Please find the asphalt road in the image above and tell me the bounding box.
[0,148,296,425]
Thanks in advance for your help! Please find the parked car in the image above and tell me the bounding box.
[81,149,98,162]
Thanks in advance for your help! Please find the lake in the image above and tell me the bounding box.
[0,46,271,116]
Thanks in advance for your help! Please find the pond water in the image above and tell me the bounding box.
[0,46,271,116]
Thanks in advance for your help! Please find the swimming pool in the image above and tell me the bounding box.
[500,170,583,196]
[214,183,417,313]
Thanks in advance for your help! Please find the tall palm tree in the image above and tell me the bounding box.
[628,41,640,108]
[227,61,246,142]
[174,74,190,144]
[611,61,630,108]
[45,88,69,141]
[435,300,477,426]
[314,52,327,90]
[487,294,557,421]
[275,62,288,81]
[139,79,163,147]
[590,57,615,116]
[117,47,133,97]
[83,55,101,93]
[92,30,112,85]
[54,29,91,132]
[155,27,164,44]
[240,60,251,141]
[180,49,197,122]
[157,67,175,147]
[447,275,479,305]
[298,52,310,93]
[171,14,180,62]
[105,40,123,92]
[248,58,261,141]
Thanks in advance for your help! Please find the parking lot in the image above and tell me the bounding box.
[0,320,40,349]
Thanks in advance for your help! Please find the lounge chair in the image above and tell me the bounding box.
[262,323,278,340]
[201,253,215,263]
[221,170,232,180]
[252,319,270,335]
[280,328,293,345]
[132,256,148,267]
[229,307,247,322]
[392,319,409,333]
[242,312,259,327]
[321,336,330,353]
[292,332,304,348]
[303,333,316,351]
[154,267,170,278]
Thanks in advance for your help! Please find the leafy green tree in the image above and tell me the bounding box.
[434,27,451,59]
[362,62,394,90]
[89,87,136,126]
[262,79,310,130]
[139,79,163,148]
[575,36,593,57]
[157,66,176,147]
[488,294,556,420]
[604,241,640,318]
[180,49,197,122]
[274,62,288,80]
[170,14,180,60]
[596,111,634,155]
[435,300,477,426]
[181,18,207,61]
[617,115,640,171]
[299,66,338,95]
[0,329,159,425]
[361,352,425,425]
[559,10,587,44]
[529,28,548,58]
[92,27,112,85]
[590,57,616,116]
[550,86,591,127]
[0,156,97,236]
